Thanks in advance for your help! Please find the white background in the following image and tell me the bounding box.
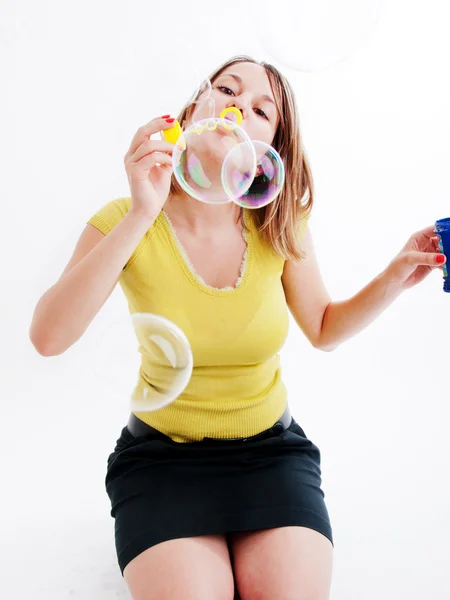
[2,0,449,598]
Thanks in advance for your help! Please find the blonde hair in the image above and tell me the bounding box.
[169,55,314,261]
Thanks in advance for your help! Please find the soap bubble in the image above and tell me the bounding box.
[191,79,214,122]
[253,0,384,72]
[130,313,193,412]
[172,117,257,204]
[223,141,285,209]
[93,312,193,412]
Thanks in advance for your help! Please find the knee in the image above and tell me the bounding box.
[240,589,328,600]
[237,570,330,600]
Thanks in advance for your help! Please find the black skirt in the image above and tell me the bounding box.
[105,414,334,576]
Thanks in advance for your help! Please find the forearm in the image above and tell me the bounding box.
[318,269,405,351]
[30,209,155,356]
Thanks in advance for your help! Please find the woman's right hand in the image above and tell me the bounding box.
[124,116,178,220]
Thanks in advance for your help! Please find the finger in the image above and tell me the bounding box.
[131,140,175,163]
[405,250,447,267]
[125,117,176,160]
[431,236,440,250]
[415,224,438,240]
[132,151,173,172]
[126,139,174,166]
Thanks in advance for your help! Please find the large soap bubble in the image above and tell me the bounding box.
[253,0,384,72]
[172,116,257,204]
[130,313,193,412]
[223,140,285,208]
[93,312,193,411]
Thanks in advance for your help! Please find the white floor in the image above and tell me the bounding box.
[3,515,130,599]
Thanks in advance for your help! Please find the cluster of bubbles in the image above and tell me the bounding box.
[168,87,286,210]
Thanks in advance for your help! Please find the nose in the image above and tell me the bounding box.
[227,93,251,120]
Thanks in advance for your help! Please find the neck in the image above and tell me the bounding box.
[164,192,243,234]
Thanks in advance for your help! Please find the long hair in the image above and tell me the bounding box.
[169,55,314,261]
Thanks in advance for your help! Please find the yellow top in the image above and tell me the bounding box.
[87,197,308,443]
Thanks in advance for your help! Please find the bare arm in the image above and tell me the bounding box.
[317,272,404,351]
[29,209,155,356]
[282,226,332,349]
[283,226,414,352]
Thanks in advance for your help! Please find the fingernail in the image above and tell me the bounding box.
[161,114,170,119]
[436,254,446,264]
[165,118,175,124]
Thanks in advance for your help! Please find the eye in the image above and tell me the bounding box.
[217,85,269,120]
[217,85,234,96]
[255,108,268,120]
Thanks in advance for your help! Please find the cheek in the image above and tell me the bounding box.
[259,123,277,144]
[210,90,227,107]
[241,124,272,146]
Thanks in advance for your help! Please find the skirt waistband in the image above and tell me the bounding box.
[127,406,292,443]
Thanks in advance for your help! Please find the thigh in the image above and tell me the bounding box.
[123,533,235,600]
[229,526,333,600]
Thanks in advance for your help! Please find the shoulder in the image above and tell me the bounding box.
[86,196,133,235]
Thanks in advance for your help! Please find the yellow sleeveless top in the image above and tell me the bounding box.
[88,197,307,443]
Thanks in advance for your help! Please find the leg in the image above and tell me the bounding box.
[229,526,333,600]
[124,533,235,600]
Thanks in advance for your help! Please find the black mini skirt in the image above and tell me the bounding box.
[105,413,334,576]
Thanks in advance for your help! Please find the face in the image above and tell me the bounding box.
[178,63,281,197]
[189,62,280,146]
[212,62,279,145]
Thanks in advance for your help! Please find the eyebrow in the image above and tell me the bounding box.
[219,73,276,106]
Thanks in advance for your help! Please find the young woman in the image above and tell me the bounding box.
[29,55,446,600]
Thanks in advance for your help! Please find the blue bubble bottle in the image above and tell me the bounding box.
[434,218,450,292]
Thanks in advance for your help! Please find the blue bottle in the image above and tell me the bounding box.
[434,218,450,292]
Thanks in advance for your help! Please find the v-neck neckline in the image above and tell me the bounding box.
[160,209,253,297]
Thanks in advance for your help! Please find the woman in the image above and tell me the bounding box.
[29,55,446,600]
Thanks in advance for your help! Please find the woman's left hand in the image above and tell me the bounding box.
[384,225,447,290]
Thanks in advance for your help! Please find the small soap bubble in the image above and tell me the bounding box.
[191,80,215,122]
[223,141,285,208]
